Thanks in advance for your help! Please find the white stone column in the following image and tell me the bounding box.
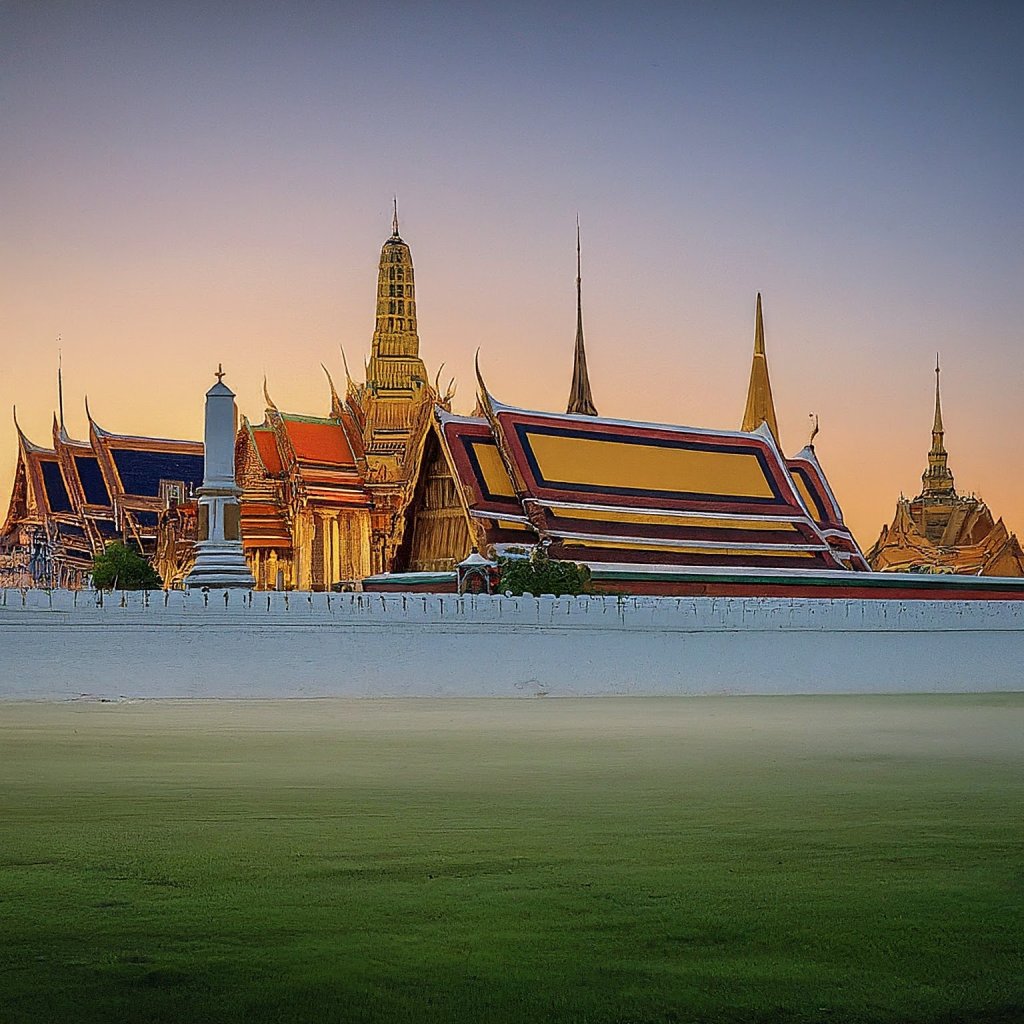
[185,368,255,590]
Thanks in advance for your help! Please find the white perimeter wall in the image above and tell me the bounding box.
[1,588,1022,699]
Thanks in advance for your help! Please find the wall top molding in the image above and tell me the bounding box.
[2,588,1023,633]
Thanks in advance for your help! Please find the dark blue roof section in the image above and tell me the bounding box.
[134,511,159,528]
[111,449,204,498]
[40,460,73,513]
[56,523,86,540]
[95,520,119,537]
[74,455,110,506]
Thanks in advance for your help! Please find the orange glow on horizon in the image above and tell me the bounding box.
[1,223,1020,553]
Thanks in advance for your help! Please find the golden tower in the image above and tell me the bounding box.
[567,221,598,416]
[741,293,781,445]
[362,200,430,473]
[922,354,954,497]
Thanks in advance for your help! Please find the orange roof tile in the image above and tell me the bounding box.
[283,419,356,467]
[252,429,283,475]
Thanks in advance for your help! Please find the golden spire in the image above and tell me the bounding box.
[566,218,598,416]
[366,207,427,394]
[741,292,780,445]
[922,353,954,495]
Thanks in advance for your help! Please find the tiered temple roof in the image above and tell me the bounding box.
[1,405,203,586]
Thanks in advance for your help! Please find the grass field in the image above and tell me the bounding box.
[0,695,1021,1024]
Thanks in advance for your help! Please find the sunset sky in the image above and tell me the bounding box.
[1,2,1021,546]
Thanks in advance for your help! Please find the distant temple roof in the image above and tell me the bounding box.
[867,360,1024,577]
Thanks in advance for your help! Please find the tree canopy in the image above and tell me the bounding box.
[91,542,163,591]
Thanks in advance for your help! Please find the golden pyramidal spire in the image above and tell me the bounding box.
[741,292,780,445]
[922,353,954,495]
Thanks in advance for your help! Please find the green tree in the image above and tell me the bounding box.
[498,547,591,597]
[91,542,163,591]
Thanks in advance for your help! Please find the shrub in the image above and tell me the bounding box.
[498,548,590,597]
[91,542,163,591]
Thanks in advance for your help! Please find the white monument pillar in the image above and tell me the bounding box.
[185,366,255,590]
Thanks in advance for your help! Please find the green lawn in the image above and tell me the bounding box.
[0,695,1021,1024]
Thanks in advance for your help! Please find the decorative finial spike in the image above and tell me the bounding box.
[392,196,399,237]
[215,363,225,383]
[321,363,343,418]
[57,342,65,431]
[754,293,765,355]
[932,352,944,435]
[262,376,277,411]
[339,344,355,389]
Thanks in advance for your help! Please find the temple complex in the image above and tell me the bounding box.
[6,210,1021,595]
[159,208,447,589]
[867,359,1024,576]
[2,210,442,590]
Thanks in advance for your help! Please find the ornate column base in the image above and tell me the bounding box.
[185,541,255,589]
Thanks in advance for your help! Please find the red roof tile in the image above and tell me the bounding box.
[252,429,283,475]
[283,419,356,466]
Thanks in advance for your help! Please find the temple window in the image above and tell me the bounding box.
[397,267,404,281]
[388,317,394,330]
[397,318,404,330]
[398,300,404,314]
[389,300,395,313]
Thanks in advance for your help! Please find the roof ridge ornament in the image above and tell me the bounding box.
[263,376,278,413]
[57,342,65,432]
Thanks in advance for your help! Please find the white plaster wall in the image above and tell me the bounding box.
[0,588,1021,699]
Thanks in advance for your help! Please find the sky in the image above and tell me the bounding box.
[1,1,1021,546]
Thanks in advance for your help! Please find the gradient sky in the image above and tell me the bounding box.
[1,1,1021,546]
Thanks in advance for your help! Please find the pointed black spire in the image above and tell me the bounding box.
[567,217,598,416]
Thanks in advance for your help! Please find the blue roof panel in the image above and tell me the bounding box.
[111,449,204,498]
[75,455,110,506]
[40,460,73,513]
